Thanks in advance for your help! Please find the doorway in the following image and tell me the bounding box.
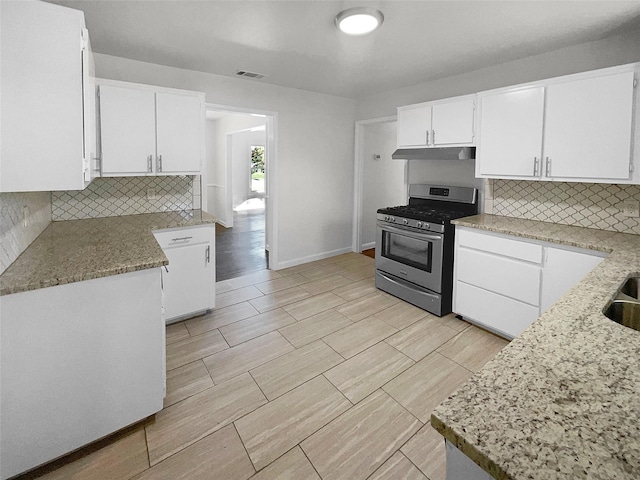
[204,106,277,281]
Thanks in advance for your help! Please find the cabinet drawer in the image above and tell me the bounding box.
[454,281,540,339]
[456,247,541,305]
[457,228,543,263]
[153,225,214,249]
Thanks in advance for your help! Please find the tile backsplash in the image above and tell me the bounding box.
[0,192,52,275]
[487,180,640,235]
[52,176,197,221]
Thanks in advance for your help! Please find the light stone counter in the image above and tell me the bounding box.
[431,214,640,479]
[0,210,217,296]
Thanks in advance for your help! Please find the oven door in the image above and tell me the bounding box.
[375,222,443,293]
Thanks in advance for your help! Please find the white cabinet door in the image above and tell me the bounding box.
[476,86,544,177]
[156,92,203,174]
[0,1,91,192]
[397,105,431,147]
[431,98,475,145]
[162,243,213,321]
[543,71,634,180]
[541,247,605,312]
[99,85,156,175]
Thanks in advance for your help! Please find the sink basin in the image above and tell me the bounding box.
[619,276,639,301]
[604,300,640,331]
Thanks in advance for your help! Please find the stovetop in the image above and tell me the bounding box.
[377,204,474,224]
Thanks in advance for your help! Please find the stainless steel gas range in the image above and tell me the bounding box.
[375,184,478,316]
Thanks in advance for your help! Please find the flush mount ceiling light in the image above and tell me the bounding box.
[335,7,384,35]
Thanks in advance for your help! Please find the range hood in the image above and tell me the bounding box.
[391,147,476,161]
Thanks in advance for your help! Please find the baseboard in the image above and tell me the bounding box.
[216,219,231,228]
[361,241,375,251]
[274,247,353,270]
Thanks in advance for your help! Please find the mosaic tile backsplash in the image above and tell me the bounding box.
[52,176,195,221]
[0,192,52,275]
[489,180,640,235]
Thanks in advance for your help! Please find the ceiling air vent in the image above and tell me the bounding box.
[236,70,266,79]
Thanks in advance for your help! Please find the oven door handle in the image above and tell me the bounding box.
[378,224,443,243]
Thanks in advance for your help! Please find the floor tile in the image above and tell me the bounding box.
[250,341,344,400]
[255,274,309,295]
[185,302,260,336]
[219,308,296,347]
[340,264,375,281]
[374,302,429,330]
[437,325,509,372]
[37,427,148,480]
[383,352,472,423]
[435,312,472,332]
[166,329,229,371]
[249,286,311,313]
[248,446,320,480]
[323,342,414,404]
[299,264,347,281]
[368,451,427,480]
[146,373,267,466]
[299,274,352,295]
[322,317,397,359]
[216,285,264,309]
[335,291,398,322]
[164,360,214,408]
[278,309,352,348]
[401,424,447,480]
[331,278,377,301]
[204,331,295,383]
[235,376,351,470]
[228,270,282,290]
[282,292,347,320]
[386,317,459,361]
[215,279,236,294]
[301,390,421,480]
[166,322,190,345]
[136,424,255,480]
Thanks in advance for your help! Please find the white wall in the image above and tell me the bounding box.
[361,121,405,248]
[232,129,266,208]
[95,53,356,268]
[356,28,640,120]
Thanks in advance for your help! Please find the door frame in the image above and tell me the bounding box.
[352,115,406,253]
[204,103,279,269]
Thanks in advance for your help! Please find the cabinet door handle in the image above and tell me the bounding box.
[425,130,429,145]
[205,245,210,264]
[157,155,163,172]
[171,236,193,242]
[147,155,153,173]
[431,129,435,145]
[533,157,539,176]
[545,157,551,177]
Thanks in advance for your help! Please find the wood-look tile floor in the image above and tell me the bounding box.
[25,253,509,480]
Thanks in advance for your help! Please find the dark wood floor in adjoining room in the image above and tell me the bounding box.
[216,209,268,281]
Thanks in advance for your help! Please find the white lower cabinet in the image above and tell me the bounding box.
[453,226,605,339]
[0,269,164,480]
[154,225,216,323]
[446,440,493,480]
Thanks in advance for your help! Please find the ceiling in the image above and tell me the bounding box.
[47,1,640,99]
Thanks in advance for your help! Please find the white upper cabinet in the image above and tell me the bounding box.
[397,95,475,148]
[476,65,638,183]
[98,81,205,176]
[476,87,544,177]
[0,1,96,192]
[543,72,634,180]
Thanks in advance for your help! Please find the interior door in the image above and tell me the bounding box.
[156,92,202,173]
[543,71,634,180]
[99,85,156,175]
[477,86,544,177]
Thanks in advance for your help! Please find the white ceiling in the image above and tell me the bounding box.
[48,0,640,99]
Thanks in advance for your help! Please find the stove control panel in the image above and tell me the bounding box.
[378,214,444,233]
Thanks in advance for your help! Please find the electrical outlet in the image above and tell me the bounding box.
[623,199,639,217]
[147,188,157,200]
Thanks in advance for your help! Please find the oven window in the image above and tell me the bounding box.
[382,231,433,272]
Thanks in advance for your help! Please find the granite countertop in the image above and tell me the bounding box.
[0,210,217,296]
[431,214,640,479]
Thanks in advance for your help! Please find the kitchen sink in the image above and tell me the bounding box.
[603,276,640,331]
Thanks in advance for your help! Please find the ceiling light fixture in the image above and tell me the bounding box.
[335,7,384,35]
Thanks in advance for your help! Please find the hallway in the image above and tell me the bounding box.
[216,203,268,281]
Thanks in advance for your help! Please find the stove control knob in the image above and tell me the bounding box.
[384,216,389,221]
[424,223,430,230]
[403,219,409,225]
[390,217,395,222]
[416,221,422,228]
